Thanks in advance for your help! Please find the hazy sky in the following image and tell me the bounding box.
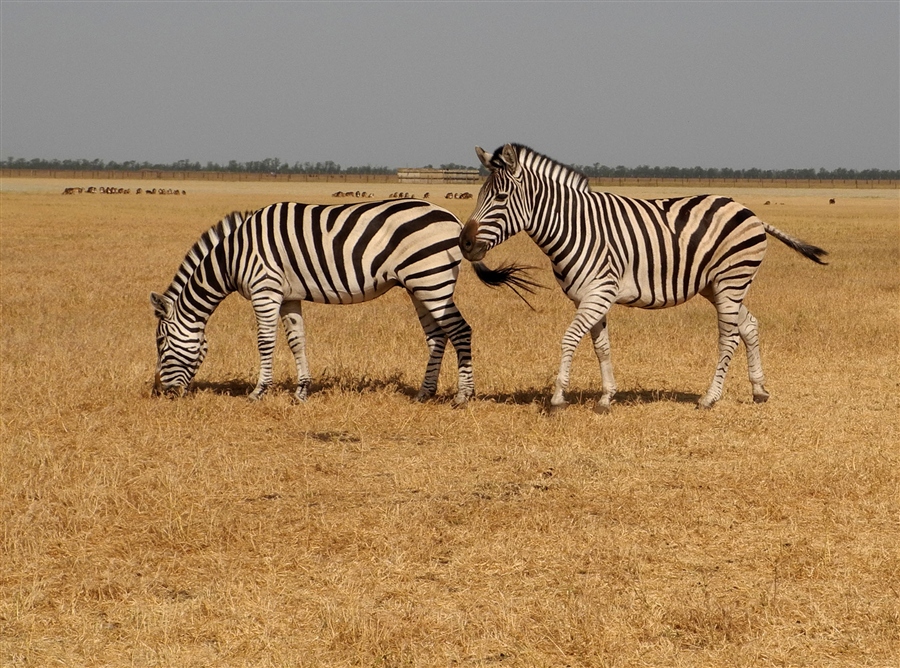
[2,1,897,170]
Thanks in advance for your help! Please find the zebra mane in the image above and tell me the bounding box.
[163,211,248,300]
[493,144,591,193]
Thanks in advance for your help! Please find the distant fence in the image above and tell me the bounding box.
[1,169,897,189]
[398,168,481,184]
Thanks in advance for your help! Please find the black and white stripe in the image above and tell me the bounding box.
[460,144,827,411]
[152,199,534,404]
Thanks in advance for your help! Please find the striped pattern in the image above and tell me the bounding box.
[152,199,483,403]
[460,144,827,411]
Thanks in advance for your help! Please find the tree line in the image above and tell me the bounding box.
[0,157,393,175]
[2,156,897,180]
[571,163,899,181]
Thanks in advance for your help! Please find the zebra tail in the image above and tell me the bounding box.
[471,261,544,310]
[763,223,829,265]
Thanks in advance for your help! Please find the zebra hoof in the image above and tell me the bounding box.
[452,397,469,409]
[696,397,716,410]
[414,390,433,403]
[547,401,568,415]
[753,390,770,404]
[593,401,611,415]
[292,381,310,403]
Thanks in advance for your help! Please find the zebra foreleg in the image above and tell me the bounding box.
[410,297,448,402]
[551,286,617,412]
[589,317,617,414]
[249,294,282,400]
[738,305,769,403]
[280,300,311,402]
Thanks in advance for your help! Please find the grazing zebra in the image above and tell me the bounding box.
[152,199,536,404]
[459,144,828,412]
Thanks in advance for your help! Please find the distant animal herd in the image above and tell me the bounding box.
[331,190,474,200]
[63,186,187,195]
[62,186,477,200]
[62,186,835,207]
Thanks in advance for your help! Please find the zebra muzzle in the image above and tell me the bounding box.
[152,373,185,398]
[459,219,487,261]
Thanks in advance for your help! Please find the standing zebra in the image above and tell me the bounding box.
[459,144,828,411]
[152,199,535,404]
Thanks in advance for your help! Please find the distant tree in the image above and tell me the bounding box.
[344,165,392,175]
[440,163,477,170]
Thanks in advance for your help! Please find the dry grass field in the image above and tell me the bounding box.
[1,177,897,667]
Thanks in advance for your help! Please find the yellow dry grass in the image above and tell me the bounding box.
[1,178,897,667]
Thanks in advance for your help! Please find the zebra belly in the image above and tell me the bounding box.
[613,275,695,309]
[281,272,400,305]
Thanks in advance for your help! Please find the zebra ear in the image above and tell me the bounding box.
[475,146,493,170]
[500,144,519,173]
[150,292,173,320]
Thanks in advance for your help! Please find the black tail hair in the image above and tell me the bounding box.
[763,222,829,265]
[471,261,544,310]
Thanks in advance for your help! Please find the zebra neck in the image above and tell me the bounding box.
[523,186,595,264]
[171,257,233,325]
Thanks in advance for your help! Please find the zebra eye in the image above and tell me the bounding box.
[495,192,509,202]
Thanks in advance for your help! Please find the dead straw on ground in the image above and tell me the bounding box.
[1,180,897,667]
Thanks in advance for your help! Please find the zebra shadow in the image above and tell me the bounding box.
[604,388,701,406]
[479,387,701,410]
[477,387,548,406]
[190,378,259,397]
[190,373,421,400]
[313,372,420,399]
[188,379,700,408]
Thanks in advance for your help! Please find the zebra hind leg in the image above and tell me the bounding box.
[738,305,769,403]
[698,293,743,409]
[421,297,474,407]
[442,310,474,407]
[410,297,449,403]
[280,301,312,402]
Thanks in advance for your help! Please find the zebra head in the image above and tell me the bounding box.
[151,292,208,396]
[460,144,529,262]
